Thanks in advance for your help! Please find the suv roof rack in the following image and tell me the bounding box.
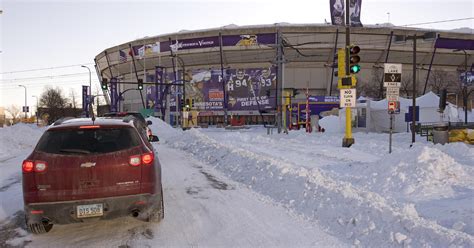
[53,117,75,126]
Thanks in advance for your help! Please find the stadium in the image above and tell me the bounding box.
[94,23,473,126]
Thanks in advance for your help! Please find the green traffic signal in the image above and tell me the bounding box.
[350,65,361,73]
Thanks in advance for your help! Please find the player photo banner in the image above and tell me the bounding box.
[186,69,224,111]
[330,0,363,27]
[160,33,276,53]
[226,67,277,111]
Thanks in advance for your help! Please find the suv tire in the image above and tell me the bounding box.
[147,188,164,223]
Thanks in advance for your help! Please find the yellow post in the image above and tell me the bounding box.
[345,107,352,139]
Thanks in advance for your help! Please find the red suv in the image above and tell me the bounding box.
[22,117,163,234]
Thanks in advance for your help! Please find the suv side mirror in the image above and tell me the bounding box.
[147,120,153,125]
[150,135,159,142]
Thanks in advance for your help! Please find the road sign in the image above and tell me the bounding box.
[384,63,402,87]
[388,101,400,114]
[339,89,356,108]
[384,81,401,87]
[386,86,400,101]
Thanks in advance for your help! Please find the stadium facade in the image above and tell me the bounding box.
[94,23,473,126]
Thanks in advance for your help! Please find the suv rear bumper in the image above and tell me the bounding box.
[25,193,160,225]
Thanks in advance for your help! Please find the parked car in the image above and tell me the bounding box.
[102,112,155,141]
[22,117,163,234]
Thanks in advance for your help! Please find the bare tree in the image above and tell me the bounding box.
[39,86,68,124]
[69,88,79,109]
[426,69,456,94]
[5,105,22,124]
[400,73,413,98]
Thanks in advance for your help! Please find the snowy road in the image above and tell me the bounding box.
[1,144,346,247]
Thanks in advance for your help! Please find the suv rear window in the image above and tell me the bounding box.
[36,127,141,155]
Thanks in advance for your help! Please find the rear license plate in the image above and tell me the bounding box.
[77,203,103,218]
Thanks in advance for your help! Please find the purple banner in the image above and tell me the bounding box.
[226,67,277,111]
[308,96,339,103]
[82,85,89,117]
[145,69,183,114]
[435,38,474,50]
[291,96,340,122]
[330,0,363,27]
[187,69,224,111]
[160,33,276,52]
[110,78,118,112]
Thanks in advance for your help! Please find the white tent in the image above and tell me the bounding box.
[339,91,460,133]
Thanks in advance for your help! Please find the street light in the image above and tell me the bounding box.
[81,65,92,117]
[32,95,39,125]
[18,85,27,120]
[454,49,468,124]
[405,32,437,144]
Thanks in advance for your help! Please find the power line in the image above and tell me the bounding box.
[0,63,95,75]
[400,17,474,27]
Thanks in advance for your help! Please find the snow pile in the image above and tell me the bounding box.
[156,123,473,247]
[319,115,341,133]
[0,124,44,160]
[148,117,181,142]
[349,145,473,201]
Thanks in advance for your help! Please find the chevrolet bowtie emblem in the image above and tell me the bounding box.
[80,162,96,168]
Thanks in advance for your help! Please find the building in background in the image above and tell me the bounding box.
[95,23,473,126]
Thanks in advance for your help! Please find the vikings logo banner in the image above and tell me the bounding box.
[330,0,363,27]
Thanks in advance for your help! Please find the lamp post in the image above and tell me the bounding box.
[406,32,436,144]
[454,49,468,124]
[81,65,92,116]
[32,95,39,125]
[18,85,27,121]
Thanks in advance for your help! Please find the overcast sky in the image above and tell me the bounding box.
[0,0,473,109]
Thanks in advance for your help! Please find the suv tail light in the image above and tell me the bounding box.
[141,152,154,165]
[34,161,48,172]
[22,160,48,173]
[22,160,34,173]
[128,152,154,166]
[129,155,141,167]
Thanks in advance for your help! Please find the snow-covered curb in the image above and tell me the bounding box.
[159,126,473,247]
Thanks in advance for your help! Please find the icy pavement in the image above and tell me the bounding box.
[0,124,345,247]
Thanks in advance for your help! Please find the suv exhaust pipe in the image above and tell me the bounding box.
[131,209,140,218]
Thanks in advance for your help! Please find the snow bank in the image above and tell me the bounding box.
[155,123,473,247]
[349,145,474,201]
[0,124,45,160]
[319,116,341,133]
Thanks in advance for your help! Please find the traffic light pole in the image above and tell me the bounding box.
[342,0,355,148]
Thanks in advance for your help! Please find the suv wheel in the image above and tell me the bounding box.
[147,188,164,223]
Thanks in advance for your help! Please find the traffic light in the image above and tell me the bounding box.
[191,99,195,108]
[138,79,143,90]
[349,45,361,74]
[185,99,190,109]
[180,98,185,109]
[101,78,108,90]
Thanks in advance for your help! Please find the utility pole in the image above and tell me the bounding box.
[32,95,39,125]
[18,85,27,120]
[412,35,417,144]
[276,30,284,133]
